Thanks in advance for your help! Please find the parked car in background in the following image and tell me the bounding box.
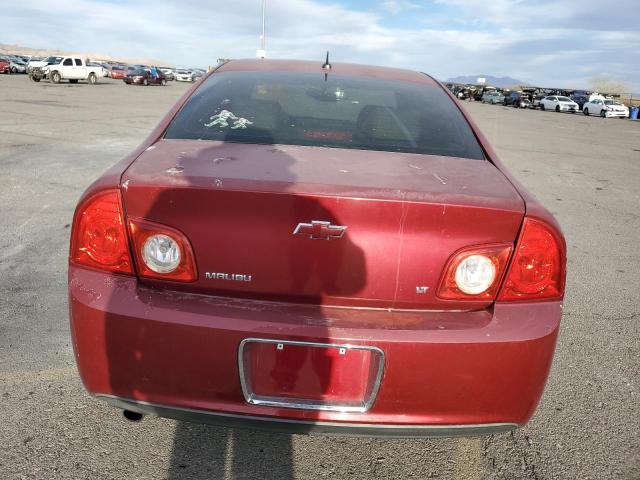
[175,69,196,82]
[0,57,10,74]
[26,56,59,73]
[530,93,547,109]
[123,68,167,86]
[481,91,505,104]
[12,54,31,63]
[87,62,109,78]
[504,92,530,108]
[159,68,175,81]
[540,96,579,113]
[6,56,27,73]
[109,65,128,79]
[570,91,589,109]
[583,98,629,118]
[191,68,206,80]
[39,57,103,84]
[69,58,566,437]
[571,92,604,109]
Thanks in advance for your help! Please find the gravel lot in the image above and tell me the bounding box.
[0,74,638,480]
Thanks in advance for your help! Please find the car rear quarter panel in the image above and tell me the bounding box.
[432,77,566,245]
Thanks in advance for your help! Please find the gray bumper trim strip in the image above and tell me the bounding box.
[96,394,519,438]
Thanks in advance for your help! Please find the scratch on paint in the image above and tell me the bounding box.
[392,192,408,307]
[433,173,447,185]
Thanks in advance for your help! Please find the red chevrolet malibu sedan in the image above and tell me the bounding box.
[69,59,565,437]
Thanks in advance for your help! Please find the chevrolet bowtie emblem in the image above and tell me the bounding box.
[293,221,348,240]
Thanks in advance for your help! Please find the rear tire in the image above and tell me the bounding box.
[161,79,167,86]
[584,108,589,116]
[88,73,97,85]
[51,71,61,84]
[540,104,545,111]
[143,78,148,86]
[555,105,560,112]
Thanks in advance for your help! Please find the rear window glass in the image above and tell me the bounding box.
[164,71,485,159]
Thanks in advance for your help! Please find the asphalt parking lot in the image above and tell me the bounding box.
[0,74,638,480]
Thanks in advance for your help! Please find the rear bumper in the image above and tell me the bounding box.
[98,394,516,437]
[69,265,561,435]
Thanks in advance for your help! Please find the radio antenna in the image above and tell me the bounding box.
[322,51,331,81]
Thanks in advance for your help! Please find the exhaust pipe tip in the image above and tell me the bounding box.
[123,410,144,422]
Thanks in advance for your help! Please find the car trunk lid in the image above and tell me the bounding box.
[121,139,524,310]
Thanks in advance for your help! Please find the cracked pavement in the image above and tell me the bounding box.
[0,76,638,479]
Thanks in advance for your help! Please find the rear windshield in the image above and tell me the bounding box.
[164,71,485,159]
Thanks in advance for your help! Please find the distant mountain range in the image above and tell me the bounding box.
[446,75,528,87]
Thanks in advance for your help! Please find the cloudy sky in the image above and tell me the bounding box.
[3,0,639,91]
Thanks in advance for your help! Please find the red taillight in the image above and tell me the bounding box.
[70,190,133,274]
[437,244,512,300]
[128,218,197,282]
[498,218,564,301]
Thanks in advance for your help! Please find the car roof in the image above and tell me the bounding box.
[217,59,438,86]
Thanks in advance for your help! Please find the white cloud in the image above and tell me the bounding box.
[381,0,422,14]
[1,0,639,91]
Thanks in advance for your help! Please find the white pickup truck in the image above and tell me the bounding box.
[38,56,103,84]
